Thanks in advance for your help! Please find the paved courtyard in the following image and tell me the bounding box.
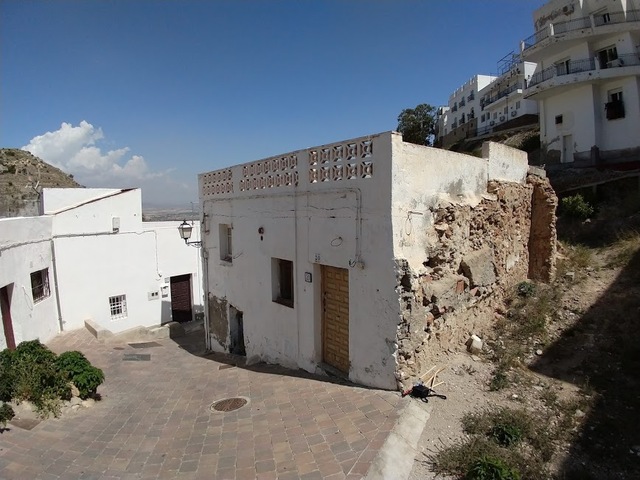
[0,326,401,479]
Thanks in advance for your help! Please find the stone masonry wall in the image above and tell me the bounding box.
[394,174,557,389]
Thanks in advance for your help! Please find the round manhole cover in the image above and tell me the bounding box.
[210,397,249,412]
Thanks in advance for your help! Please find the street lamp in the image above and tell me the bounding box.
[178,220,201,247]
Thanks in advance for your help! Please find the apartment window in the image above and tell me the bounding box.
[481,114,486,123]
[30,268,50,303]
[219,224,233,262]
[516,101,521,109]
[493,112,498,119]
[272,258,294,308]
[598,46,618,69]
[109,295,127,320]
[606,89,625,119]
[504,106,508,114]
[555,115,563,125]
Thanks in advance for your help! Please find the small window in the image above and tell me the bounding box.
[516,101,521,109]
[493,112,497,119]
[503,106,508,114]
[219,224,232,262]
[555,115,563,124]
[272,258,294,308]
[481,114,485,122]
[30,268,50,303]
[109,295,127,320]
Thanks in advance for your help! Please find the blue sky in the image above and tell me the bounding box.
[1,0,543,206]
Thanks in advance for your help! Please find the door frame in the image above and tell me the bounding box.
[1,285,16,350]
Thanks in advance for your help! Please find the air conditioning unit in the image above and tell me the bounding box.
[499,116,505,122]
[490,121,495,126]
[511,111,517,117]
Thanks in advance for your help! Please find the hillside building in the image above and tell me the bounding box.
[0,188,203,349]
[198,132,556,390]
[521,0,640,167]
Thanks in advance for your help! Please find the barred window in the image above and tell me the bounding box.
[109,295,127,320]
[30,268,50,303]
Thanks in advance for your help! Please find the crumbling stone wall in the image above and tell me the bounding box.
[394,174,557,389]
[208,294,228,348]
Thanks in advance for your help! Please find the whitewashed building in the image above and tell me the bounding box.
[199,132,542,390]
[521,0,640,166]
[438,75,496,148]
[477,56,539,136]
[0,188,203,350]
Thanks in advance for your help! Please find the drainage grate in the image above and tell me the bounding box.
[210,397,248,412]
[128,341,162,349]
[123,353,151,361]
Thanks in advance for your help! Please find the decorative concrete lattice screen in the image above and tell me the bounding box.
[239,154,299,192]
[308,140,373,183]
[202,169,233,197]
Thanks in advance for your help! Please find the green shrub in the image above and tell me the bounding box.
[56,351,104,399]
[0,349,15,402]
[466,456,521,480]
[516,281,536,298]
[0,403,14,428]
[11,340,70,416]
[490,424,523,447]
[561,194,595,220]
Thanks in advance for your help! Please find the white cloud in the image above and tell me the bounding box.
[22,121,195,206]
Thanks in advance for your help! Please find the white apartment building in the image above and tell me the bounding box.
[477,57,539,136]
[438,75,496,148]
[521,0,640,166]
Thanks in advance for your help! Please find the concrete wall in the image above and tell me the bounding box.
[0,216,59,348]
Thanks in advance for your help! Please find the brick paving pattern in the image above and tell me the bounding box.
[0,328,400,479]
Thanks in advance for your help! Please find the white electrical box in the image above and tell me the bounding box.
[148,291,159,301]
[112,217,120,233]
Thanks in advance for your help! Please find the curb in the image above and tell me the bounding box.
[365,399,432,480]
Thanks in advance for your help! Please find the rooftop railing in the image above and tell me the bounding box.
[523,10,640,51]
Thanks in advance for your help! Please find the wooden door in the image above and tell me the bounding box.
[322,266,349,373]
[1,286,16,350]
[170,274,193,323]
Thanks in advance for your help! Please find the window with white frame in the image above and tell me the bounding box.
[219,224,233,262]
[109,295,127,320]
[30,268,50,303]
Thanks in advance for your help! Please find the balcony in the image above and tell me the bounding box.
[459,98,466,107]
[522,10,640,52]
[527,53,640,88]
[451,104,458,112]
[483,83,523,106]
[467,92,475,101]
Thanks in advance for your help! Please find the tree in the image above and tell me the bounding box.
[396,103,437,146]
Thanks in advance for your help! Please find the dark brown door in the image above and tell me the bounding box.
[322,266,350,373]
[170,274,193,323]
[1,285,16,350]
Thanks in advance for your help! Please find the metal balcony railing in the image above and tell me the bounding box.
[522,10,640,51]
[483,83,523,106]
[553,16,592,34]
[528,53,640,87]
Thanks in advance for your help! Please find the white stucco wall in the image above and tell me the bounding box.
[48,188,143,236]
[0,216,59,348]
[42,188,121,214]
[201,132,400,389]
[390,138,528,269]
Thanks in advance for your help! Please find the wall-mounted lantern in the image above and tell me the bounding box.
[178,220,201,247]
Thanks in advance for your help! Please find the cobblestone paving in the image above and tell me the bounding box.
[0,328,400,479]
